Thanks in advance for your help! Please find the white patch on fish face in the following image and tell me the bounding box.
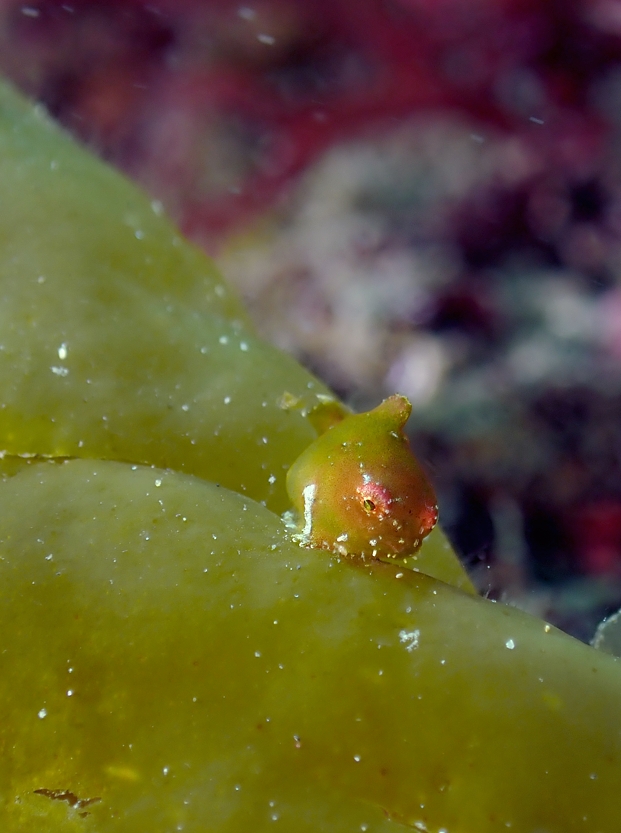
[301,483,316,539]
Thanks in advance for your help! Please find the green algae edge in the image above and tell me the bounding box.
[0,78,331,512]
[0,459,619,833]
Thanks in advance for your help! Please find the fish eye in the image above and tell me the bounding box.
[362,498,376,513]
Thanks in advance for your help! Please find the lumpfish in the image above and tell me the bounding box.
[286,394,438,557]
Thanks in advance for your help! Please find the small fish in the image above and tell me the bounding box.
[286,395,438,558]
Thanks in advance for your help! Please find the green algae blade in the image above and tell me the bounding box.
[0,79,329,512]
[1,459,620,832]
[0,78,471,589]
[383,523,476,593]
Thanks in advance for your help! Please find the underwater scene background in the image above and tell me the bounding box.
[4,0,621,639]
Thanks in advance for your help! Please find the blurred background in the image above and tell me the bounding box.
[4,0,621,639]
